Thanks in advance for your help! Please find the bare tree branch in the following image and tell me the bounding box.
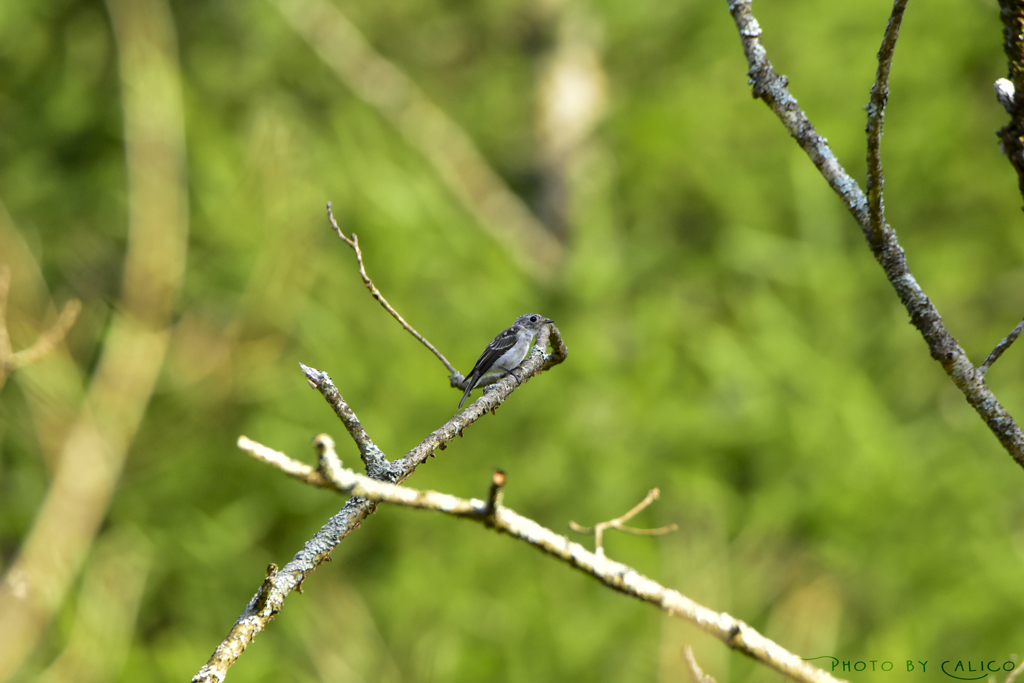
[193,325,566,682]
[726,0,1024,468]
[991,0,1024,376]
[726,0,868,229]
[226,436,846,683]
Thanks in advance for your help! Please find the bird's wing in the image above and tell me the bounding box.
[468,326,519,378]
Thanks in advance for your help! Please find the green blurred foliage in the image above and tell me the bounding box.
[2,0,1024,681]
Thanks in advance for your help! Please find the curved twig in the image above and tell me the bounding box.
[326,203,459,376]
[1005,658,1024,683]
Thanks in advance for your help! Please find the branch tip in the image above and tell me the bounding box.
[313,433,335,451]
[299,362,323,388]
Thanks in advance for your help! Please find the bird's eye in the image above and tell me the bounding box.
[530,315,538,322]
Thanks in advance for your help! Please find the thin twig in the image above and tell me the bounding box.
[326,203,459,377]
[865,0,908,247]
[979,317,1024,375]
[569,488,678,558]
[727,0,1024,467]
[684,645,718,683]
[233,439,844,683]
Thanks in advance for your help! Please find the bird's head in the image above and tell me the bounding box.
[515,313,554,332]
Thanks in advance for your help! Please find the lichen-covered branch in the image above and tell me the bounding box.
[192,325,566,682]
[298,362,391,478]
[726,0,1024,468]
[229,437,846,683]
[726,0,869,230]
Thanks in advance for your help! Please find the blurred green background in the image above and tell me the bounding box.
[2,0,1024,681]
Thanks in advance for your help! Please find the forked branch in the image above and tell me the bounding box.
[726,0,1024,467]
[193,324,566,682]
[233,435,845,683]
[569,488,678,559]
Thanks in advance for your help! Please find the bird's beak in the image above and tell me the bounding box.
[543,317,554,324]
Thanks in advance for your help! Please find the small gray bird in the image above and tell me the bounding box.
[459,313,554,409]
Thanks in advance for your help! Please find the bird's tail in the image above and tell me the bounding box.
[458,381,474,410]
